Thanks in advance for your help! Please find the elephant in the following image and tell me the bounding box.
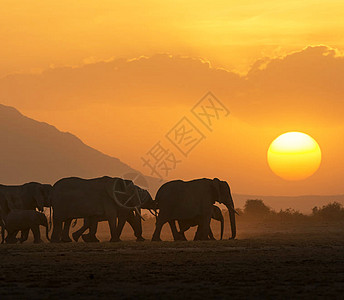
[177,205,224,241]
[50,176,154,243]
[0,182,52,212]
[2,209,50,243]
[71,185,156,242]
[152,178,237,241]
[0,183,52,242]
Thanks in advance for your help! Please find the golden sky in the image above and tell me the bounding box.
[1,0,344,76]
[1,1,344,196]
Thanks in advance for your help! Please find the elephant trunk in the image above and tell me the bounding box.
[226,204,236,239]
[45,224,51,241]
[42,215,51,241]
[1,224,4,244]
[49,206,52,231]
[219,212,224,240]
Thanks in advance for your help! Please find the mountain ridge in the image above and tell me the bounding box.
[0,103,163,193]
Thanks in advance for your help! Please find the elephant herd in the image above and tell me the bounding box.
[0,176,237,244]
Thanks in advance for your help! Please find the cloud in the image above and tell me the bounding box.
[239,45,344,126]
[0,45,343,127]
[0,54,241,110]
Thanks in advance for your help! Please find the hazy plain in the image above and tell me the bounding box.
[0,219,343,299]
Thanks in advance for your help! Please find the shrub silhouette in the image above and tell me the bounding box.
[273,208,307,222]
[312,202,344,221]
[244,199,271,217]
[238,200,344,224]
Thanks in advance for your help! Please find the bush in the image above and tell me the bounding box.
[312,202,344,221]
[275,208,307,222]
[244,199,271,217]
[238,200,344,224]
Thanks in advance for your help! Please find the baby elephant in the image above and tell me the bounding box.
[3,210,50,244]
[178,205,224,241]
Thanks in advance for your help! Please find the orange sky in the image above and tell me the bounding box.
[2,0,344,76]
[1,1,344,196]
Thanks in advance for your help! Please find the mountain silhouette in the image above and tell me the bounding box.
[0,104,161,193]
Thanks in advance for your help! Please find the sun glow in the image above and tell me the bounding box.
[267,132,322,181]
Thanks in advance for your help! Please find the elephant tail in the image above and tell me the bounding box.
[71,219,78,228]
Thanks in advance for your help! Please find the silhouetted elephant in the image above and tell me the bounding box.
[0,182,52,212]
[51,176,153,243]
[0,183,52,242]
[71,186,156,242]
[178,205,224,240]
[2,210,50,243]
[152,178,237,241]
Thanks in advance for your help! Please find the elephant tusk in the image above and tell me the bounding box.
[135,206,145,221]
[71,219,78,228]
[228,204,240,216]
[148,209,158,217]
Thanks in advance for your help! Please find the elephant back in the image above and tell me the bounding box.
[156,179,214,220]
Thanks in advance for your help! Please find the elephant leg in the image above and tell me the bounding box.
[108,213,119,242]
[32,225,43,243]
[82,217,99,243]
[73,218,90,242]
[88,217,99,241]
[152,217,165,242]
[127,212,145,242]
[168,220,181,241]
[51,218,63,243]
[177,221,189,241]
[197,215,211,241]
[116,213,127,242]
[194,226,201,240]
[179,230,188,241]
[5,230,19,244]
[61,219,73,242]
[208,227,216,240]
[194,226,215,240]
[19,229,30,243]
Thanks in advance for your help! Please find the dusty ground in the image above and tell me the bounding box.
[0,220,344,299]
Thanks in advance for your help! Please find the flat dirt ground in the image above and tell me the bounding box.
[0,219,344,299]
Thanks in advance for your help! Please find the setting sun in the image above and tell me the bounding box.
[267,132,322,181]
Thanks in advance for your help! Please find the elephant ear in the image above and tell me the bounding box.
[212,205,222,220]
[42,184,53,206]
[107,178,141,210]
[0,193,10,215]
[105,177,123,199]
[212,178,223,204]
[136,187,150,205]
[34,186,45,212]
